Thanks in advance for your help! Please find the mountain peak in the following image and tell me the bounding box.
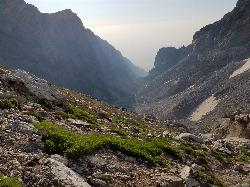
[0,0,40,18]
[0,0,144,109]
[54,9,74,16]
[47,8,84,30]
[236,0,250,7]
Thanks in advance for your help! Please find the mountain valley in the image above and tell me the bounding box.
[0,0,249,186]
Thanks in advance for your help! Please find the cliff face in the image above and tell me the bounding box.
[0,0,146,109]
[136,0,250,128]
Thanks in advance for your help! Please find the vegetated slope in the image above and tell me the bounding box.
[0,0,146,109]
[0,65,249,187]
[135,0,250,129]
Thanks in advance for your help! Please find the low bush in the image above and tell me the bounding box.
[179,142,208,165]
[110,127,129,137]
[236,147,250,162]
[0,174,23,187]
[35,121,182,165]
[38,99,53,109]
[197,167,227,187]
[0,99,18,110]
[57,103,97,124]
[211,149,231,164]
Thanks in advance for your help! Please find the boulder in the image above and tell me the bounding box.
[67,119,92,128]
[46,158,91,187]
[180,165,200,187]
[97,111,111,121]
[19,114,37,123]
[234,164,250,175]
[1,70,66,108]
[50,155,69,166]
[88,178,107,187]
[176,133,204,144]
[180,166,191,179]
[156,175,184,187]
[11,120,36,135]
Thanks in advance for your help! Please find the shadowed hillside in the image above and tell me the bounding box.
[0,0,146,109]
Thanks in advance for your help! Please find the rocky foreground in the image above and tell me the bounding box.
[0,67,249,187]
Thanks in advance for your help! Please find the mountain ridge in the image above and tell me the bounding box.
[0,0,146,109]
[135,0,250,131]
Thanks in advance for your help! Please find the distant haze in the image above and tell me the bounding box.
[25,0,237,71]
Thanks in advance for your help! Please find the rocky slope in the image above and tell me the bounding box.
[0,65,249,186]
[135,0,250,131]
[0,0,146,109]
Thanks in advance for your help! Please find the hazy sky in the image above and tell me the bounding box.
[25,0,237,70]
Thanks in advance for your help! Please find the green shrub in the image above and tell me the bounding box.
[197,168,227,187]
[211,149,231,164]
[0,174,23,187]
[0,99,18,110]
[151,138,183,160]
[38,99,53,109]
[27,111,46,121]
[115,116,136,127]
[110,127,129,137]
[57,104,97,124]
[236,147,250,162]
[35,121,182,165]
[178,142,208,165]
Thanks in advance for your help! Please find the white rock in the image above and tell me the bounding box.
[50,155,69,166]
[47,158,91,187]
[162,130,170,137]
[180,165,200,187]
[180,166,191,179]
[67,119,91,127]
[176,133,204,144]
